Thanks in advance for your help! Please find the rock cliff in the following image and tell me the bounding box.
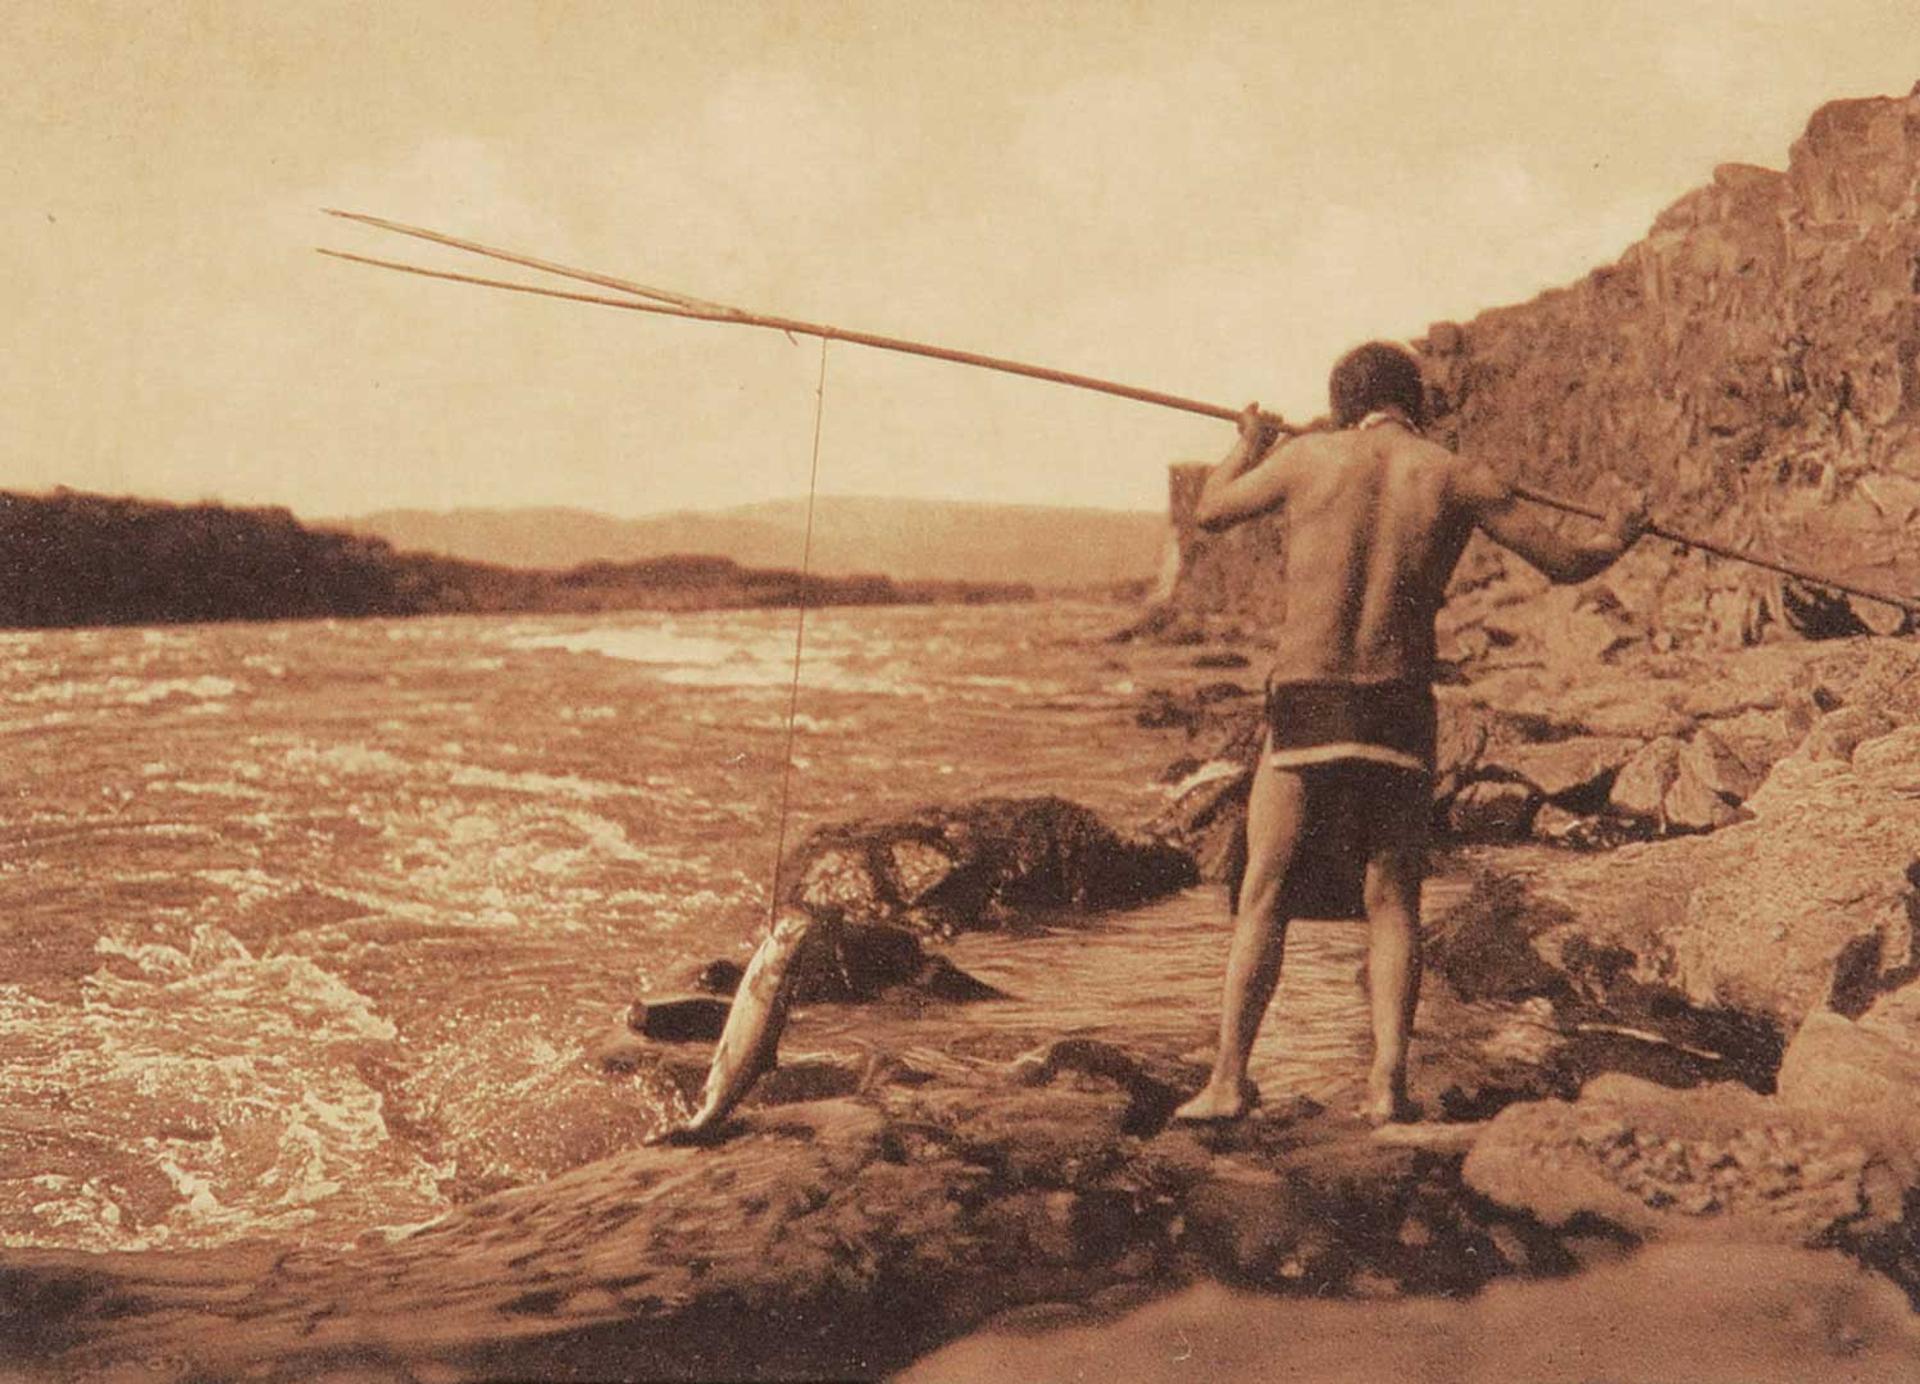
[1168,85,1920,646]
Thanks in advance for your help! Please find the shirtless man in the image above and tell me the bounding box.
[1170,341,1648,1125]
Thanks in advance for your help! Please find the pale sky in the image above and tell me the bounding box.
[4,2,1917,518]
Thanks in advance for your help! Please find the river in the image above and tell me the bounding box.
[0,601,1394,1254]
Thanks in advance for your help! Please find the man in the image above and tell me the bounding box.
[1170,341,1648,1126]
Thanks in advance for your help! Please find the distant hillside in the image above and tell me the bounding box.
[328,497,1168,588]
[0,490,1030,630]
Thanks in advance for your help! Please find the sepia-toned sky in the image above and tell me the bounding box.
[4,1,1917,518]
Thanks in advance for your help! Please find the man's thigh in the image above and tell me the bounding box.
[1236,751,1308,905]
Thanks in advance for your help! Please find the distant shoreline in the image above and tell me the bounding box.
[0,489,1047,631]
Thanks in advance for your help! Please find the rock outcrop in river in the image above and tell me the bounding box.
[781,795,1199,936]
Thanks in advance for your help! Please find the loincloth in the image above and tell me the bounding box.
[1220,679,1434,920]
[1263,678,1435,777]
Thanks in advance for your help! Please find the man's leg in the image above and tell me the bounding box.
[1172,754,1308,1121]
[1359,767,1429,1125]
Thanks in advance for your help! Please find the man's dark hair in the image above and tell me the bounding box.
[1328,341,1427,429]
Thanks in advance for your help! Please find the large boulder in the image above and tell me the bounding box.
[1777,983,1920,1179]
[1671,728,1920,1025]
[1463,1073,1901,1245]
[679,920,1009,1009]
[785,796,1198,936]
[1608,730,1758,834]
[1429,718,1920,1048]
[1500,735,1640,809]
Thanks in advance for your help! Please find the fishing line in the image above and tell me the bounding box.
[764,338,829,926]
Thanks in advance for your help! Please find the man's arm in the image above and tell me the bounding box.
[1193,402,1294,533]
[1454,459,1648,583]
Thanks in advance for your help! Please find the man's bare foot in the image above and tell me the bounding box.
[1361,1075,1419,1127]
[1170,1077,1261,1124]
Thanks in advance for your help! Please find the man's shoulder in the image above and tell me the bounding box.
[1379,423,1456,462]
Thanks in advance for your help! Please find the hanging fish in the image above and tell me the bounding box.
[652,909,816,1146]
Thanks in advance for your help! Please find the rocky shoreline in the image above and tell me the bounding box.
[6,615,1920,1380]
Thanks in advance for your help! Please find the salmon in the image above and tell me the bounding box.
[655,909,814,1145]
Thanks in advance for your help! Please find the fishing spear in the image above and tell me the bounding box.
[317,210,1920,618]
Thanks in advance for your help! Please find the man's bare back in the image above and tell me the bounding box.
[1243,418,1473,686]
[1197,401,1648,689]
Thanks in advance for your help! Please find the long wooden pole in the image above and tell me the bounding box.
[318,216,1920,617]
[324,209,744,317]
[317,235,1271,428]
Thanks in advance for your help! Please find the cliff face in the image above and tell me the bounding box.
[1171,85,1920,645]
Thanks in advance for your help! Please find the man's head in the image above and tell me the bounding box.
[1328,341,1427,429]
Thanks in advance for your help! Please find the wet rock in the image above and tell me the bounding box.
[1530,804,1638,850]
[1110,605,1213,646]
[0,1025,1820,1383]
[698,920,1008,1006]
[689,958,744,995]
[626,994,731,1042]
[1424,873,1582,1007]
[1007,1037,1192,1136]
[791,920,928,1000]
[917,955,1011,1002]
[1156,754,1205,784]
[1180,1163,1308,1281]
[751,1055,873,1106]
[1135,683,1253,741]
[585,1027,655,1073]
[1424,859,1785,1090]
[785,796,1198,936]
[1192,701,1266,768]
[1108,605,1209,645]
